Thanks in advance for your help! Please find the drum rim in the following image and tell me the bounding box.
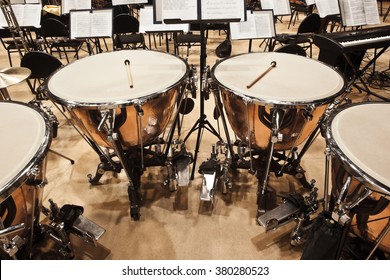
[211,52,346,107]
[43,49,190,109]
[0,100,52,203]
[325,101,390,196]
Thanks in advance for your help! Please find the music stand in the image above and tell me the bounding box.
[162,0,246,180]
[230,9,276,52]
[139,6,188,52]
[69,8,113,54]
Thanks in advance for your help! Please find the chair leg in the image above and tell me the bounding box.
[384,6,390,22]
[62,47,70,63]
[25,79,36,96]
[7,51,12,67]
[288,11,295,29]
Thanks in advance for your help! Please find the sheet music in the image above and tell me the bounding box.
[0,13,7,28]
[154,0,163,23]
[305,0,315,5]
[10,0,40,3]
[1,4,42,27]
[201,0,245,21]
[230,10,275,40]
[315,0,340,18]
[70,11,91,39]
[161,0,246,22]
[139,6,189,32]
[70,9,113,39]
[339,0,380,26]
[363,0,380,25]
[162,0,198,21]
[260,0,291,16]
[62,0,91,14]
[112,0,148,5]
[90,10,113,37]
[22,3,42,27]
[230,11,256,40]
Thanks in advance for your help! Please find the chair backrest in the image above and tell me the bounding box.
[0,28,14,39]
[274,44,307,57]
[297,13,321,34]
[40,18,69,37]
[20,51,63,79]
[113,14,140,34]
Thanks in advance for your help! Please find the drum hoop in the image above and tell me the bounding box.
[211,52,346,107]
[0,101,52,203]
[44,49,190,109]
[326,102,390,196]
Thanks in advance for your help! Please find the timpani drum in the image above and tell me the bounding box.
[211,52,345,150]
[45,49,190,148]
[0,101,52,257]
[326,102,390,253]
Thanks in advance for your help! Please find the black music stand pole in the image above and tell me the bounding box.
[182,22,223,180]
[165,14,241,180]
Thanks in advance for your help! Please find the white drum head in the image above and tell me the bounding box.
[0,102,50,199]
[328,102,390,194]
[212,52,345,105]
[47,50,189,106]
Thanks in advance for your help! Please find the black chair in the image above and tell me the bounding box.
[103,2,130,17]
[173,23,202,57]
[321,14,343,33]
[20,51,63,100]
[0,28,31,66]
[112,14,146,50]
[39,18,86,63]
[274,44,307,57]
[273,13,321,57]
[288,0,315,29]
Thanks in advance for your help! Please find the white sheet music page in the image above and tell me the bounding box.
[363,0,380,25]
[230,11,256,40]
[139,6,188,32]
[112,0,148,5]
[305,0,315,5]
[62,0,91,14]
[90,10,113,38]
[315,0,340,18]
[22,3,42,27]
[6,4,41,27]
[9,4,25,25]
[0,14,6,28]
[230,10,274,40]
[340,0,380,26]
[71,9,113,38]
[70,10,91,39]
[254,11,275,38]
[201,0,245,21]
[162,0,198,21]
[260,0,291,16]
[344,0,366,26]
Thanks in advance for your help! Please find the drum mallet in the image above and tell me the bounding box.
[246,61,277,89]
[124,59,134,88]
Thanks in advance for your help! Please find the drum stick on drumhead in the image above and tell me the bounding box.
[124,59,133,88]
[246,61,277,89]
